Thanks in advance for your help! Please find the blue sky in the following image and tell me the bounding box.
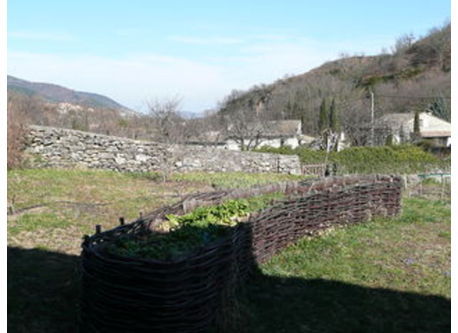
[8,0,451,112]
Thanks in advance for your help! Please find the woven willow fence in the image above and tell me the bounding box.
[80,175,402,332]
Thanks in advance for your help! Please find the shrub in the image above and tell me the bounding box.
[7,102,27,169]
[385,134,394,146]
[256,145,447,174]
[105,193,282,260]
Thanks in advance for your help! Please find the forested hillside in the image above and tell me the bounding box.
[217,23,450,142]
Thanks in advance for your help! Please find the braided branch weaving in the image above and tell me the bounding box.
[80,175,402,332]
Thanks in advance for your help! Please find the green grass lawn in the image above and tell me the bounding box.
[240,197,450,333]
[7,169,302,254]
[171,171,305,189]
[7,169,450,332]
[7,169,197,254]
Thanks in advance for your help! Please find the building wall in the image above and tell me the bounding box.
[258,138,282,149]
[224,136,302,150]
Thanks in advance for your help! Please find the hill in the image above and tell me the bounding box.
[7,75,133,114]
[217,23,451,144]
[7,75,149,141]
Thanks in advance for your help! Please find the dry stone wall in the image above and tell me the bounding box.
[25,126,301,174]
[170,145,299,174]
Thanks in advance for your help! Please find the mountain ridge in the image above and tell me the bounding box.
[7,75,134,113]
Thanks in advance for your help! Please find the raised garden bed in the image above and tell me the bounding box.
[80,175,402,332]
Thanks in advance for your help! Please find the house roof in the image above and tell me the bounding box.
[256,120,301,137]
[421,131,451,138]
[298,134,315,142]
[225,119,302,138]
[373,113,415,128]
[369,112,451,138]
[185,130,226,144]
[185,120,305,144]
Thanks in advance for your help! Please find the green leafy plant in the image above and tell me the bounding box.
[106,193,283,260]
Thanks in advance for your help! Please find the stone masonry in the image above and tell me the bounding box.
[25,126,302,175]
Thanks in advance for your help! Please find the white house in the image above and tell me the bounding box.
[185,120,315,151]
[372,112,451,146]
[225,120,314,150]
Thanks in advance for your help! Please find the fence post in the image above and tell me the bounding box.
[440,174,444,200]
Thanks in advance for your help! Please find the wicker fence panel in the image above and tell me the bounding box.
[80,175,402,332]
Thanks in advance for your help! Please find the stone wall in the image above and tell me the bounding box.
[170,145,300,174]
[25,126,301,174]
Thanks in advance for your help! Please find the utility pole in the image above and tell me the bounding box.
[370,89,375,146]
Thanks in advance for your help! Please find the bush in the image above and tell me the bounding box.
[256,145,448,174]
[105,193,282,260]
[330,145,440,174]
[7,104,27,169]
[385,134,394,146]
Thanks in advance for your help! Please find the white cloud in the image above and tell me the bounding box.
[9,31,74,41]
[8,52,230,112]
[8,34,395,113]
[168,35,244,45]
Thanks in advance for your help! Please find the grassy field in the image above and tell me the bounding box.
[7,169,450,332]
[7,169,302,255]
[240,197,450,332]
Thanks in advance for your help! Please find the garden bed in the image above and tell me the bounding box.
[80,175,402,332]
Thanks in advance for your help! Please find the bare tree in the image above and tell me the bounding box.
[391,33,416,54]
[146,98,190,181]
[147,97,186,144]
[223,110,259,150]
[7,92,29,168]
[180,112,226,147]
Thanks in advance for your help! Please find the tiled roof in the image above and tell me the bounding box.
[259,120,301,137]
[374,113,414,127]
[421,131,451,138]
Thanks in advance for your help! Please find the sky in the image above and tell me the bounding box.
[7,0,451,113]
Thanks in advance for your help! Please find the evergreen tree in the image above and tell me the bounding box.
[300,115,305,134]
[412,111,421,142]
[318,98,329,132]
[428,97,450,121]
[413,111,421,134]
[329,98,340,132]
